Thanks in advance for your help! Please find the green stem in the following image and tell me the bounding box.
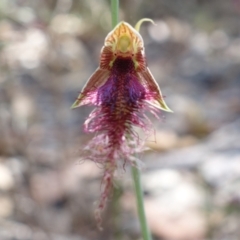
[131,165,152,240]
[110,1,152,239]
[111,0,119,28]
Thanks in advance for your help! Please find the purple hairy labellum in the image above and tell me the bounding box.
[72,19,172,228]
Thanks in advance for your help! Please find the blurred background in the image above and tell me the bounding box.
[0,0,240,239]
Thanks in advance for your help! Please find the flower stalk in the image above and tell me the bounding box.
[131,165,152,240]
[111,0,119,28]
[111,1,152,240]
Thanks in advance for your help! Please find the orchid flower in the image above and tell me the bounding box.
[72,19,172,227]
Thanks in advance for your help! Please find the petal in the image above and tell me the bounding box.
[138,68,173,112]
[100,46,114,70]
[71,68,109,108]
[104,21,144,57]
[135,47,147,71]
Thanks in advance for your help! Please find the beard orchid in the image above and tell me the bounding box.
[72,19,172,227]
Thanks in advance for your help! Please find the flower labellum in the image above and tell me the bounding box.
[72,19,172,228]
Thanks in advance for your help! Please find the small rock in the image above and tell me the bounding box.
[146,129,178,151]
[0,196,14,218]
[61,161,101,194]
[143,169,206,239]
[0,163,14,191]
[29,171,64,205]
[146,201,206,240]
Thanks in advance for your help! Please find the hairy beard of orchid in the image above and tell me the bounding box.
[72,19,172,227]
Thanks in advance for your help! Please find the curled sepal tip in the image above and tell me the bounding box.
[135,18,156,32]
